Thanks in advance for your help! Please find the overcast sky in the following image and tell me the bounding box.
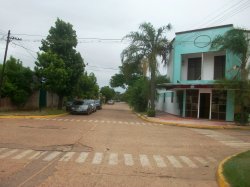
[0,0,250,91]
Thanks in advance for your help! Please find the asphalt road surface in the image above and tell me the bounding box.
[0,103,250,187]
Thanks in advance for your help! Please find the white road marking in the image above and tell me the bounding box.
[52,118,57,121]
[124,154,134,166]
[109,153,118,165]
[76,152,89,163]
[70,119,74,122]
[153,155,166,167]
[100,121,105,123]
[88,120,93,122]
[0,149,19,159]
[43,151,61,161]
[179,156,198,168]
[194,157,208,165]
[12,150,33,159]
[64,119,69,121]
[193,129,250,149]
[59,152,75,161]
[29,151,47,160]
[58,119,63,121]
[92,152,103,164]
[0,148,7,153]
[166,155,183,168]
[139,154,151,167]
[76,120,80,122]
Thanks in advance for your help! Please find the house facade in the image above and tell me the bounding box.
[156,24,241,121]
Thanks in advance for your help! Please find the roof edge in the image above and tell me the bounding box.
[176,24,234,35]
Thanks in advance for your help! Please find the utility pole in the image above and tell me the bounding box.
[0,30,22,105]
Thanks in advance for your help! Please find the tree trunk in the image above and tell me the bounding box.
[239,58,248,124]
[57,95,64,110]
[150,61,156,111]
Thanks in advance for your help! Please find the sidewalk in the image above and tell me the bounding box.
[138,112,250,130]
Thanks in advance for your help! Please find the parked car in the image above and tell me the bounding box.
[71,100,92,115]
[95,99,102,109]
[65,101,73,112]
[84,99,97,112]
[107,100,114,105]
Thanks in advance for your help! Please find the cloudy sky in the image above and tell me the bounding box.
[0,0,250,91]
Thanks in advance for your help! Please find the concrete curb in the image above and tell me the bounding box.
[216,154,234,187]
[136,113,250,130]
[216,150,249,187]
[0,113,68,119]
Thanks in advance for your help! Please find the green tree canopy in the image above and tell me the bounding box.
[73,72,99,99]
[100,86,115,102]
[36,18,85,109]
[0,56,34,107]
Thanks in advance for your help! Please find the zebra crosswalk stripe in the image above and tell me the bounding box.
[92,152,103,164]
[12,150,33,159]
[76,152,89,163]
[179,156,198,168]
[194,156,208,165]
[0,149,19,159]
[153,155,166,167]
[166,155,183,168]
[124,154,134,166]
[109,153,118,165]
[139,154,151,167]
[59,152,75,161]
[43,151,61,161]
[29,151,47,160]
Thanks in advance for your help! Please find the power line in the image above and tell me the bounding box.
[12,42,37,60]
[177,0,250,42]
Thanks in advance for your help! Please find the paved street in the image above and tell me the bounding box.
[0,103,250,187]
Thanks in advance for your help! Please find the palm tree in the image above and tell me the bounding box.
[211,28,250,124]
[211,28,250,80]
[121,22,172,115]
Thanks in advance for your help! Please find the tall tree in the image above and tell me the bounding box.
[0,56,34,107]
[211,29,250,80]
[121,22,172,115]
[100,86,115,103]
[211,28,250,124]
[73,72,99,99]
[36,18,85,109]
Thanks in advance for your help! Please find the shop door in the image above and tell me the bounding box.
[199,93,210,119]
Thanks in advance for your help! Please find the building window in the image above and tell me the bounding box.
[163,93,166,103]
[211,90,227,120]
[214,55,225,80]
[187,57,201,80]
[185,89,199,118]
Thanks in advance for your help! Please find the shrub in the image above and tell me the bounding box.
[147,108,156,117]
[234,112,249,125]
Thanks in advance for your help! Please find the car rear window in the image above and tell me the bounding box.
[73,101,84,105]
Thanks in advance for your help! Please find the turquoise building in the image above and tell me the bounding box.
[156,24,240,121]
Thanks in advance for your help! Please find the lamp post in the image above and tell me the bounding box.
[39,77,46,112]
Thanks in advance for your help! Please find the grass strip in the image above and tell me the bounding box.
[223,150,250,187]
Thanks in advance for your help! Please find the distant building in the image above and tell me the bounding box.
[156,24,242,121]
